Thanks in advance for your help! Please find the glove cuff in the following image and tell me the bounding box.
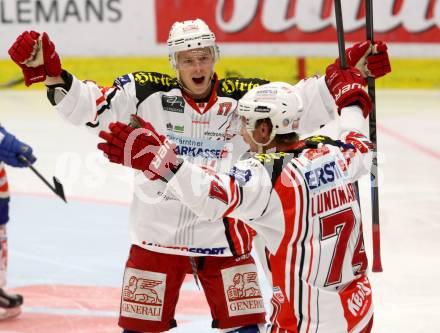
[160,158,184,183]
[22,66,46,86]
[337,91,372,118]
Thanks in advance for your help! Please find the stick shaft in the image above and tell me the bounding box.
[365,0,383,272]
[334,0,347,68]
[18,155,67,203]
[28,164,56,191]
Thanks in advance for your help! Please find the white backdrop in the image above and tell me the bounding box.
[1,0,440,59]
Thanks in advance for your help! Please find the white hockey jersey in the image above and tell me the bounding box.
[54,71,335,256]
[167,129,374,332]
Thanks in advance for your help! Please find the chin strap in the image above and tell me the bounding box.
[247,128,276,153]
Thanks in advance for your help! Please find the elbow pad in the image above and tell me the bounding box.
[46,70,73,106]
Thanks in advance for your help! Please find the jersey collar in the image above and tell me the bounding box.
[182,73,219,115]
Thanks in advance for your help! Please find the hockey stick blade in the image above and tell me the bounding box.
[17,155,67,203]
[53,176,67,203]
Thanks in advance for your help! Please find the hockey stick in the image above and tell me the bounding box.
[365,0,383,272]
[17,155,67,203]
[333,0,362,200]
[0,77,24,89]
[334,0,347,69]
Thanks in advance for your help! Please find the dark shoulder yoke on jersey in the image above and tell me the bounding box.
[120,71,179,105]
[248,152,293,186]
[241,137,351,186]
[218,77,269,100]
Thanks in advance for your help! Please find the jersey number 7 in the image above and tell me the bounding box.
[320,208,368,286]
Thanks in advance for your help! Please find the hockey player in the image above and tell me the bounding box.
[0,125,36,320]
[9,19,389,332]
[97,61,377,332]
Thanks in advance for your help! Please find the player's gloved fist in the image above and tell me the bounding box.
[325,63,372,118]
[365,41,391,78]
[8,31,62,86]
[0,126,37,167]
[97,115,179,181]
[343,40,391,80]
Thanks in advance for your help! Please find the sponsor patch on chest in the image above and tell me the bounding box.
[167,133,228,159]
[162,95,185,113]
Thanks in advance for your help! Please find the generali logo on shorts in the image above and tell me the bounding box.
[121,268,166,321]
[156,0,440,43]
[221,264,265,317]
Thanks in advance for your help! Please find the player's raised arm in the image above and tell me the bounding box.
[8,31,138,130]
[288,40,390,135]
[8,31,62,86]
[325,60,375,183]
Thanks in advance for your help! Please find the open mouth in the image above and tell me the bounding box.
[192,76,205,85]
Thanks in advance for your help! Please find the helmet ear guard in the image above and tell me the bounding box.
[167,18,220,68]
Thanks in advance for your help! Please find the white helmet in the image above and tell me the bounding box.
[237,82,304,145]
[167,18,220,68]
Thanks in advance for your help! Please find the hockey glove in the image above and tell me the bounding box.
[0,127,37,167]
[8,31,62,86]
[365,41,391,79]
[97,116,179,181]
[325,63,372,118]
[342,40,391,80]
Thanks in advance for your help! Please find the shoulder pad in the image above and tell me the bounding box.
[251,152,293,186]
[131,71,179,104]
[252,152,289,164]
[303,135,354,150]
[218,77,270,99]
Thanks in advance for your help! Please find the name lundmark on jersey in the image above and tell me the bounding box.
[311,183,357,217]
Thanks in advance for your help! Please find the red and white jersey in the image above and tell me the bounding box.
[54,71,335,256]
[168,128,374,332]
[0,163,9,226]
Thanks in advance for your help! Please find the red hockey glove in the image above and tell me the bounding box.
[343,40,391,80]
[97,116,179,181]
[8,31,62,86]
[325,63,372,118]
[366,41,391,79]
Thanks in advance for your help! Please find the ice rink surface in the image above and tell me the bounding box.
[0,89,439,332]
